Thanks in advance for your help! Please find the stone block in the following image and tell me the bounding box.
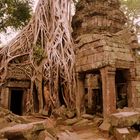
[87,55,94,64]
[110,112,140,127]
[136,98,140,106]
[65,118,79,126]
[96,52,104,61]
[99,119,111,133]
[57,131,80,140]
[6,81,30,88]
[81,114,94,120]
[114,128,132,140]
[135,134,140,140]
[0,88,9,109]
[66,110,75,119]
[103,45,111,51]
[136,87,140,97]
[0,120,49,140]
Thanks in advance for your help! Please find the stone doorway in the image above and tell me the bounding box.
[115,69,129,109]
[84,73,103,115]
[10,89,24,115]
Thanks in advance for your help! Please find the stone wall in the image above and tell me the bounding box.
[75,33,134,72]
[7,67,30,80]
[72,0,126,38]
[135,55,140,107]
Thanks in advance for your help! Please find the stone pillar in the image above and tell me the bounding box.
[127,68,137,107]
[76,73,85,117]
[0,88,9,109]
[23,89,30,115]
[87,74,94,109]
[100,67,116,118]
[88,88,93,109]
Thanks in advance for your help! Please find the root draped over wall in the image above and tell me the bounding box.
[0,0,76,114]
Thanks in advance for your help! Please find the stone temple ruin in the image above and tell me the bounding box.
[72,0,140,117]
[0,57,31,115]
[0,0,140,119]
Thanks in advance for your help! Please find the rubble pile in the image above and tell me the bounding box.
[0,107,28,129]
[109,108,140,140]
[0,107,56,140]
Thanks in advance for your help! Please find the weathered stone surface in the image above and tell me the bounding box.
[75,33,134,73]
[81,114,94,120]
[57,130,80,140]
[66,111,75,119]
[110,112,140,127]
[135,134,140,140]
[72,0,126,38]
[52,105,67,118]
[93,117,103,127]
[73,119,89,127]
[6,81,30,88]
[38,130,54,140]
[7,67,30,80]
[64,118,80,126]
[0,107,28,128]
[52,106,76,119]
[0,120,53,140]
[71,118,96,131]
[99,119,111,133]
[114,128,132,140]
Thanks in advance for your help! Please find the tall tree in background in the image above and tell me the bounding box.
[0,0,32,32]
[121,0,140,35]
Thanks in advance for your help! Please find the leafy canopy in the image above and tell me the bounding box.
[121,0,140,34]
[0,0,32,32]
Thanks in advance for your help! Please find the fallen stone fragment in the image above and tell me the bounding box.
[114,128,132,140]
[99,119,111,133]
[66,111,75,119]
[135,134,140,140]
[73,119,89,126]
[38,130,55,140]
[0,120,54,140]
[93,117,103,127]
[64,118,79,126]
[52,105,67,118]
[81,114,94,120]
[57,130,80,140]
[110,112,140,127]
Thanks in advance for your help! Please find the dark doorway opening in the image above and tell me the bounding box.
[58,76,66,106]
[84,73,103,115]
[115,69,129,109]
[33,83,39,113]
[93,87,103,115]
[10,89,24,115]
[58,84,66,106]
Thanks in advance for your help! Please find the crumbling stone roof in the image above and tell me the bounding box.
[75,30,137,72]
[72,0,127,38]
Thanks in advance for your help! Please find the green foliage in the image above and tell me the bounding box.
[121,0,140,12]
[0,0,32,32]
[33,44,47,66]
[120,0,140,34]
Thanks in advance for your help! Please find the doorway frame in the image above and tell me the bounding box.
[9,88,25,115]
